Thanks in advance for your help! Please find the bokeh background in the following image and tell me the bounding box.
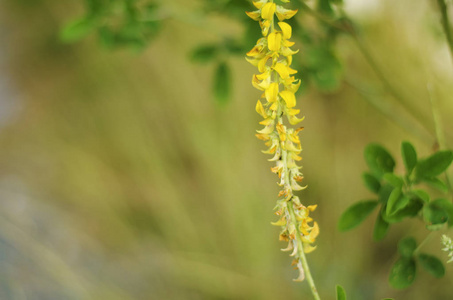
[1,0,453,299]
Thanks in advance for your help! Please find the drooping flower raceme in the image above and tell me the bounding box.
[246,0,319,282]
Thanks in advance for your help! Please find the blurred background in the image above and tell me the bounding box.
[0,0,453,299]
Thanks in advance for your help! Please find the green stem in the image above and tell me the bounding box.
[287,202,321,300]
[436,0,453,66]
[427,83,453,194]
[298,3,440,144]
[414,232,435,255]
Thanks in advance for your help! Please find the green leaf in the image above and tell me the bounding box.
[336,285,347,300]
[398,237,417,258]
[378,184,394,204]
[373,212,390,241]
[389,258,416,289]
[409,190,430,203]
[401,141,417,175]
[364,144,395,179]
[415,150,453,180]
[362,172,381,194]
[386,188,409,216]
[393,198,424,218]
[190,44,219,64]
[383,173,404,188]
[418,253,445,278]
[338,200,379,231]
[213,62,231,105]
[423,177,448,193]
[430,198,453,227]
[60,17,97,43]
[423,199,449,228]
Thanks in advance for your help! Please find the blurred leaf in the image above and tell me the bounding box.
[378,184,394,204]
[423,177,448,193]
[190,45,220,64]
[386,188,408,216]
[373,212,390,241]
[362,172,381,194]
[415,150,453,180]
[410,190,430,203]
[430,198,453,227]
[338,200,378,231]
[60,17,97,43]
[401,141,417,175]
[213,62,231,105]
[244,20,262,51]
[398,237,417,258]
[418,254,445,278]
[225,40,244,55]
[383,173,403,188]
[389,258,416,289]
[98,26,116,49]
[317,0,334,16]
[423,199,449,228]
[336,285,347,300]
[306,45,342,92]
[364,144,395,179]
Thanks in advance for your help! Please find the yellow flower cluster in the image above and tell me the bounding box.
[246,0,319,282]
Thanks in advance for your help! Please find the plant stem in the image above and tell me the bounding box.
[287,203,321,300]
[436,0,453,66]
[414,232,435,255]
[298,3,440,144]
[427,83,453,193]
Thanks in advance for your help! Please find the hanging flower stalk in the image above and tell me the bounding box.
[246,1,320,299]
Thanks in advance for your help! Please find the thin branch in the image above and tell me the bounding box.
[436,0,453,66]
[427,83,453,193]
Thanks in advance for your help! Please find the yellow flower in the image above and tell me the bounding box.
[261,2,276,20]
[246,0,319,283]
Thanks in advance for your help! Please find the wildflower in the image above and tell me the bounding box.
[441,234,453,263]
[246,0,318,282]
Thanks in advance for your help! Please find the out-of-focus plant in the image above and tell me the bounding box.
[60,0,162,50]
[58,0,453,299]
[339,141,453,289]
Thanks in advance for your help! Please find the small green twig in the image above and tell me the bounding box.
[298,3,439,143]
[287,203,321,300]
[427,83,453,194]
[436,0,453,66]
[414,232,436,255]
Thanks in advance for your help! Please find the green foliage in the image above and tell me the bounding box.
[213,62,232,105]
[389,258,416,289]
[338,200,378,231]
[60,17,97,43]
[373,213,389,241]
[398,237,417,258]
[336,285,347,300]
[415,150,453,181]
[190,45,220,64]
[342,141,453,291]
[423,199,449,229]
[363,172,381,194]
[417,254,445,278]
[386,190,410,217]
[423,177,449,193]
[364,144,395,179]
[401,141,417,174]
[383,173,404,188]
[61,0,162,49]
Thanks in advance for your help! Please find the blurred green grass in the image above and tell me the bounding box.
[0,0,453,299]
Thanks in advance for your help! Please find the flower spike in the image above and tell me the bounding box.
[246,0,319,284]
